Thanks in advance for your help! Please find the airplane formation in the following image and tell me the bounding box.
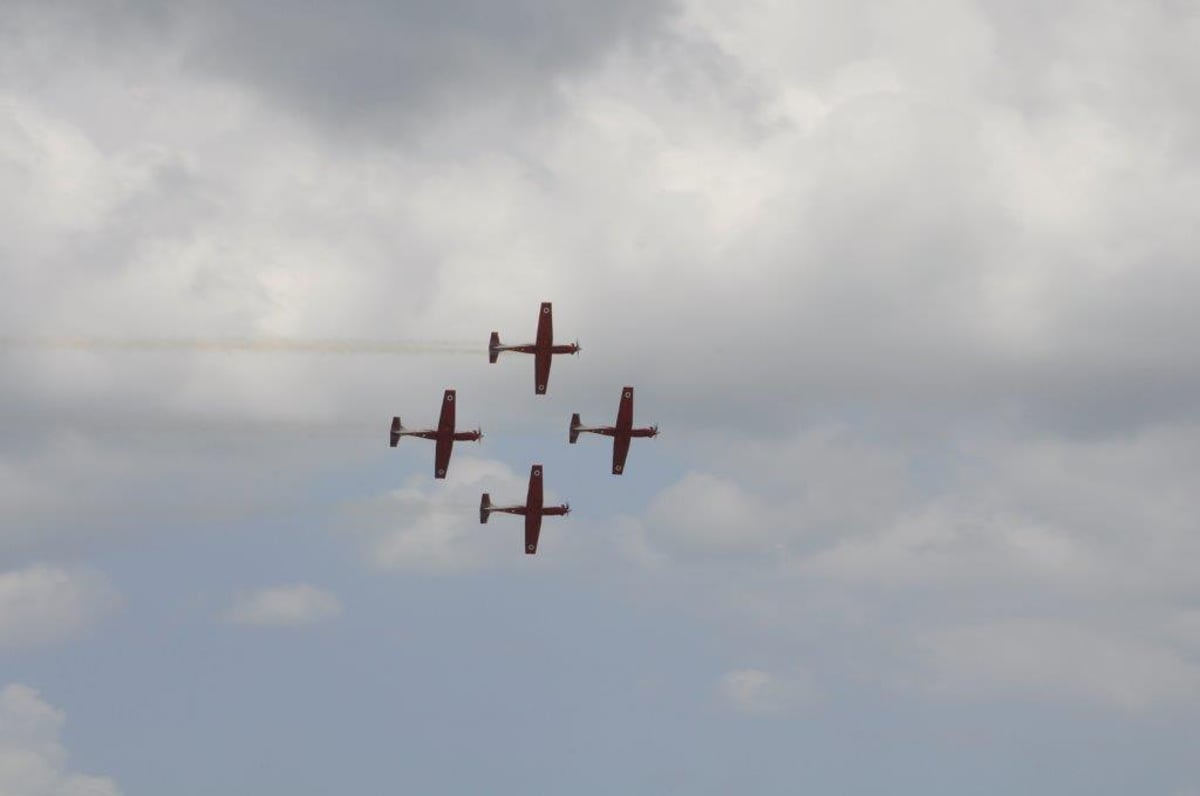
[388,301,658,554]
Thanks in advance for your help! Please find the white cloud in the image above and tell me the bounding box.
[0,684,122,796]
[795,423,1200,596]
[920,621,1200,710]
[225,584,342,628]
[621,420,1200,712]
[638,426,916,559]
[0,566,119,649]
[648,472,778,552]
[1,1,1199,780]
[342,456,546,572]
[718,668,815,715]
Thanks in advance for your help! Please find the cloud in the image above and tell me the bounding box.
[2,0,676,138]
[1,2,1199,780]
[0,684,122,796]
[634,420,1200,598]
[225,584,342,628]
[622,420,1200,710]
[919,621,1200,710]
[796,423,1200,596]
[638,426,915,559]
[718,668,815,715]
[647,472,778,552]
[188,0,674,128]
[2,0,1196,490]
[343,456,545,572]
[0,566,119,649]
[2,0,1198,438]
[0,0,1190,450]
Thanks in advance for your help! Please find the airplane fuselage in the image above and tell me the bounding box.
[495,343,579,356]
[575,427,658,438]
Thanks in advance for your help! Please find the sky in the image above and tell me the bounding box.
[2,0,1199,793]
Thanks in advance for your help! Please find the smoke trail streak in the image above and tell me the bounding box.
[0,336,484,355]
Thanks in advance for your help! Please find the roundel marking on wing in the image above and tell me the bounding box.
[614,464,623,473]
[437,468,445,476]
[533,468,541,477]
[446,393,454,402]
[624,391,631,399]
[527,544,536,552]
[542,306,550,314]
[538,384,546,391]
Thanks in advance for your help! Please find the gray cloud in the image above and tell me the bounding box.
[3,5,1200,780]
[6,0,1198,445]
[193,0,675,126]
[4,0,678,137]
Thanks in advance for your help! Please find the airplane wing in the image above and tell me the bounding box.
[612,434,631,475]
[525,464,544,508]
[524,513,542,554]
[534,352,551,395]
[437,389,456,435]
[616,386,634,430]
[524,467,543,553]
[536,302,553,348]
[434,437,452,479]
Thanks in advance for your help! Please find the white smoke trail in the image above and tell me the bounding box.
[0,336,484,355]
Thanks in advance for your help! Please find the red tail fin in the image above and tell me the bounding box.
[479,493,491,524]
[569,413,581,444]
[389,417,401,447]
[489,332,500,364]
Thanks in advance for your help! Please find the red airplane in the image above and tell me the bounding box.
[570,386,658,474]
[479,464,570,554]
[389,389,482,479]
[489,301,580,394]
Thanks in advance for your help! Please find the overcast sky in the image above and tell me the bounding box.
[3,1,1200,793]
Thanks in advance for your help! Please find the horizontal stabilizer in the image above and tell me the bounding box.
[569,413,581,444]
[389,417,401,447]
[488,332,500,364]
[479,493,491,524]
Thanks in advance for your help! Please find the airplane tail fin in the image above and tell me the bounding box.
[479,493,491,524]
[389,417,402,447]
[488,332,501,364]
[569,413,581,444]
